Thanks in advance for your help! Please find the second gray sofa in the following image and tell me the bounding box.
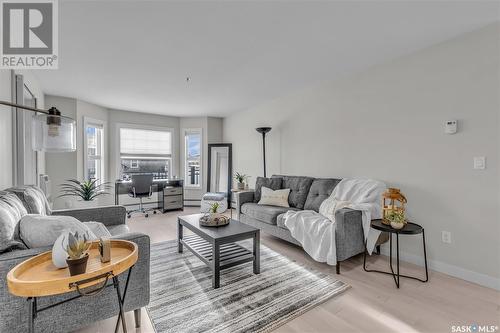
[236,175,386,273]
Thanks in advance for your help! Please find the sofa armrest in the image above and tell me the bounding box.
[52,205,127,226]
[111,232,150,310]
[334,208,365,261]
[235,191,254,220]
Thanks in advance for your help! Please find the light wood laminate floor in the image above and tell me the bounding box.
[78,207,500,333]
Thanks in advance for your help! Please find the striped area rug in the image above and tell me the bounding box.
[147,240,350,333]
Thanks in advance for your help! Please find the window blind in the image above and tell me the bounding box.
[120,128,171,155]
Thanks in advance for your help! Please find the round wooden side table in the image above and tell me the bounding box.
[363,219,429,288]
[7,240,138,333]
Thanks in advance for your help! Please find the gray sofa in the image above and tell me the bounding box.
[236,175,386,273]
[0,186,150,333]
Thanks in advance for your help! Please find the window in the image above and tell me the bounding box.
[119,126,172,180]
[184,129,202,187]
[84,118,105,181]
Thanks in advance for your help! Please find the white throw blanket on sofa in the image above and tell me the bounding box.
[283,178,387,266]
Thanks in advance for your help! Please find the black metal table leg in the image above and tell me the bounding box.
[114,267,133,333]
[364,221,429,288]
[422,229,429,282]
[396,233,400,288]
[28,297,36,333]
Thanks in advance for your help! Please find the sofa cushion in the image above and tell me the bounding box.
[273,175,314,209]
[241,202,298,225]
[0,191,28,253]
[84,221,112,238]
[6,186,51,215]
[254,177,282,203]
[107,224,131,236]
[19,215,97,248]
[304,178,341,212]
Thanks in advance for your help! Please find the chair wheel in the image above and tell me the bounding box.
[145,214,149,218]
[153,210,157,214]
[127,215,131,219]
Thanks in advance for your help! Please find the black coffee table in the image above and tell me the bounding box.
[177,214,260,288]
[363,219,428,288]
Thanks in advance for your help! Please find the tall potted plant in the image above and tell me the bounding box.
[59,179,110,208]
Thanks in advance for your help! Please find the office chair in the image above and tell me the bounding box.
[127,174,157,218]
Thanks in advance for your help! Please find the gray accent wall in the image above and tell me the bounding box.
[223,24,500,289]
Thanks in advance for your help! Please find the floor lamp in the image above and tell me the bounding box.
[0,100,76,152]
[256,127,272,177]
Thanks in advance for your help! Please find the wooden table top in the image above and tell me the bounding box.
[7,240,138,298]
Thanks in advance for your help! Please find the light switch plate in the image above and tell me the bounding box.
[473,156,486,170]
[442,231,452,244]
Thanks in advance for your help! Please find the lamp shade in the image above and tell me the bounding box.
[32,113,76,152]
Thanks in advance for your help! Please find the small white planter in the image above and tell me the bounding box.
[72,200,98,209]
[390,221,405,230]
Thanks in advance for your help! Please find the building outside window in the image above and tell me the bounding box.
[84,118,105,181]
[119,126,172,180]
[184,129,202,187]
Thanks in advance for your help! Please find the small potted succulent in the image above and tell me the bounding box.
[385,210,407,230]
[64,231,92,276]
[234,172,249,190]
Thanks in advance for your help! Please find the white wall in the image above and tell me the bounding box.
[0,70,13,189]
[223,24,500,289]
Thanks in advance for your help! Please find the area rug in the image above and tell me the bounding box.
[147,240,350,333]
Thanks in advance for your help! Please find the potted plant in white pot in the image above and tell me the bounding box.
[234,172,249,190]
[59,179,110,208]
[385,210,407,230]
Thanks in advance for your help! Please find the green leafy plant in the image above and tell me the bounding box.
[209,202,220,214]
[64,231,92,260]
[234,172,248,184]
[385,210,406,224]
[59,179,110,201]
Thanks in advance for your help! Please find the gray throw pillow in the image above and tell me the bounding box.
[254,177,282,203]
[20,214,97,249]
[0,192,28,253]
[6,186,51,215]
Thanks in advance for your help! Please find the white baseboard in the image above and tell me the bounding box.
[380,247,500,291]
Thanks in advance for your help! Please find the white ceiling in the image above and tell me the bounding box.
[34,1,499,117]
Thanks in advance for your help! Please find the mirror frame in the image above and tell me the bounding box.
[207,143,232,205]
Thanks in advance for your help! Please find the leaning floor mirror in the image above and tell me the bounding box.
[207,143,233,206]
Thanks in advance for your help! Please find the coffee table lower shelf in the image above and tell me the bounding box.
[181,234,254,269]
[179,234,258,288]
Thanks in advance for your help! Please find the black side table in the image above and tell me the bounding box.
[364,219,428,288]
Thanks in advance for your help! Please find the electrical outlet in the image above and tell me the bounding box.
[442,231,452,244]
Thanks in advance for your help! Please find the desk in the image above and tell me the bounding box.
[115,179,184,212]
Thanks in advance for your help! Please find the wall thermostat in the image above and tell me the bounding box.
[445,120,457,134]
